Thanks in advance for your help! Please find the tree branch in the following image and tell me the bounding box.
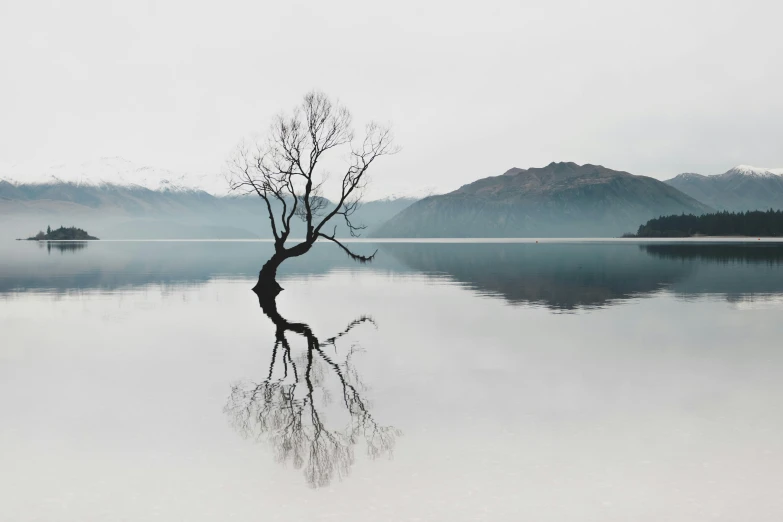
[317,228,377,263]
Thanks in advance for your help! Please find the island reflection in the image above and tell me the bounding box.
[224,291,400,488]
[40,241,89,254]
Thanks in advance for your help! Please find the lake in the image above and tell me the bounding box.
[2,239,783,521]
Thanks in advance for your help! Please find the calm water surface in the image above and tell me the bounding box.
[2,240,783,521]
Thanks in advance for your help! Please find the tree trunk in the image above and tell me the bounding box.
[252,242,313,296]
[253,254,285,296]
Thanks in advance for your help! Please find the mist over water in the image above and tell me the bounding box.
[2,240,783,521]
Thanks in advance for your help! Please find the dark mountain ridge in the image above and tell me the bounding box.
[374,162,711,238]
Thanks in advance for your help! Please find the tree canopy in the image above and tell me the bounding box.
[27,226,98,240]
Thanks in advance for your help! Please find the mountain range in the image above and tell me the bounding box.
[4,159,783,240]
[0,157,223,193]
[665,165,783,212]
[0,158,416,241]
[374,162,711,237]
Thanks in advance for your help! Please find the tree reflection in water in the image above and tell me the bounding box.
[41,241,88,254]
[225,290,400,488]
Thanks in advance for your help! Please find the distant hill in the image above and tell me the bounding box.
[665,165,783,212]
[0,180,261,240]
[374,162,711,238]
[0,179,223,214]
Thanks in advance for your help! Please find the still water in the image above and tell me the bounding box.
[2,240,783,521]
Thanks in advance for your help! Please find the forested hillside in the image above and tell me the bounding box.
[634,210,783,237]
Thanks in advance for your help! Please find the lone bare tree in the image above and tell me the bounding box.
[226,91,397,294]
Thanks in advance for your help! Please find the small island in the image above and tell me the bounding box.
[25,226,99,241]
[627,210,783,238]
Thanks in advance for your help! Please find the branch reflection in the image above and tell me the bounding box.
[225,291,400,488]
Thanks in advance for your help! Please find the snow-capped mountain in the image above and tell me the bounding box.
[0,157,224,194]
[722,165,782,178]
[666,165,783,211]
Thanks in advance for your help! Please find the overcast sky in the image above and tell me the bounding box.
[1,0,782,198]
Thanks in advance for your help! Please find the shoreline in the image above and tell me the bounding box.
[9,237,783,244]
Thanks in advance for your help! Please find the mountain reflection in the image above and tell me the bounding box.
[224,291,400,488]
[0,242,403,295]
[638,243,783,301]
[381,243,693,310]
[380,242,783,310]
[4,241,783,308]
[641,243,783,264]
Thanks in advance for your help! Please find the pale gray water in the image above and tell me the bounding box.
[2,240,783,521]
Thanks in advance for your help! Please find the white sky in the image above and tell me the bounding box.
[1,0,782,199]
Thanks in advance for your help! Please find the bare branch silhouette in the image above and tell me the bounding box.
[224,91,398,293]
[224,292,400,488]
